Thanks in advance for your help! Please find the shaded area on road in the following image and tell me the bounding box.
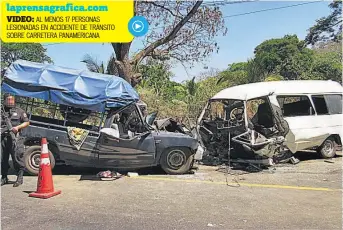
[2,171,342,230]
[1,151,341,230]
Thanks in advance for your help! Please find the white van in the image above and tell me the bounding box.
[197,80,342,162]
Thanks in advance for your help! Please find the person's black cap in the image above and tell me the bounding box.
[3,93,12,98]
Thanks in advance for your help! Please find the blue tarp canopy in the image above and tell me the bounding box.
[1,60,139,112]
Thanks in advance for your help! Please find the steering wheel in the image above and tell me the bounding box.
[125,116,140,132]
[229,108,244,122]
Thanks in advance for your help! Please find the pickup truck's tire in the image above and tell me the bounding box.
[318,137,337,159]
[24,146,55,176]
[160,147,193,175]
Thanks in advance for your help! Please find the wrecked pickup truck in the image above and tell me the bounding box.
[2,60,199,175]
[197,80,343,166]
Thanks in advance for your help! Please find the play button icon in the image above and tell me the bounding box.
[133,21,144,32]
[128,16,149,37]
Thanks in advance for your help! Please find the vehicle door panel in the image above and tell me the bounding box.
[23,125,99,167]
[96,131,156,168]
[271,95,330,153]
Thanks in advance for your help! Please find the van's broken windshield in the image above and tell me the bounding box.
[198,96,289,166]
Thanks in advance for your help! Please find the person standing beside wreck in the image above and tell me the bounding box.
[1,94,30,187]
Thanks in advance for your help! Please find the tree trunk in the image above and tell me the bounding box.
[111,43,142,86]
[114,59,134,84]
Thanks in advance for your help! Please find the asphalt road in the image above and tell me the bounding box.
[1,152,342,230]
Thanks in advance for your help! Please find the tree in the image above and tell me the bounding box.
[81,54,118,75]
[253,35,314,80]
[217,63,249,85]
[303,40,342,83]
[305,0,342,45]
[111,1,231,86]
[264,74,284,82]
[217,59,266,85]
[245,58,267,83]
[1,41,52,74]
[138,59,173,98]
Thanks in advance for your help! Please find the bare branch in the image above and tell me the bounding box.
[132,1,203,65]
[149,2,183,19]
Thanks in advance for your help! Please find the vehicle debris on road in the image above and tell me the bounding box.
[127,172,139,177]
[96,170,122,180]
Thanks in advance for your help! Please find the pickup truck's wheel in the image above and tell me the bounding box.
[318,137,337,159]
[24,146,55,176]
[160,147,193,175]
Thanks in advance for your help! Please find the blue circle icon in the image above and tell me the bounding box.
[128,16,149,37]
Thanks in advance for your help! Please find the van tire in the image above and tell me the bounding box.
[24,146,55,176]
[318,137,337,159]
[160,147,193,175]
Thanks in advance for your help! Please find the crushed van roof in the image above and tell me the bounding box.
[211,80,343,101]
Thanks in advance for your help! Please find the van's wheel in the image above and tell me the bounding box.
[318,137,337,159]
[24,146,55,176]
[160,147,193,175]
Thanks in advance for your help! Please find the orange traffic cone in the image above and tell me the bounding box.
[29,138,61,199]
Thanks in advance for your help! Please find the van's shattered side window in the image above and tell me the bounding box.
[277,95,315,117]
[246,98,268,121]
[247,97,276,131]
[323,94,342,115]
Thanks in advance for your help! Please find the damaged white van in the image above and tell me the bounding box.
[197,80,342,165]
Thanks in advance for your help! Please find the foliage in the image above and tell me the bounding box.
[81,54,118,75]
[253,35,314,80]
[218,34,341,85]
[185,77,197,96]
[138,59,173,97]
[264,74,284,82]
[303,41,342,83]
[217,62,250,85]
[305,0,342,45]
[245,58,267,83]
[136,63,230,125]
[138,87,188,120]
[1,41,52,74]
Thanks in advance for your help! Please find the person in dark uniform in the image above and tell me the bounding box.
[1,94,30,187]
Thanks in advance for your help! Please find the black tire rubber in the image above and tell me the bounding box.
[318,137,337,159]
[160,147,194,175]
[24,145,56,176]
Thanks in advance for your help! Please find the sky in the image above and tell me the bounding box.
[45,1,332,83]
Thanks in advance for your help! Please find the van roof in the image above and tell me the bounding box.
[212,80,343,101]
